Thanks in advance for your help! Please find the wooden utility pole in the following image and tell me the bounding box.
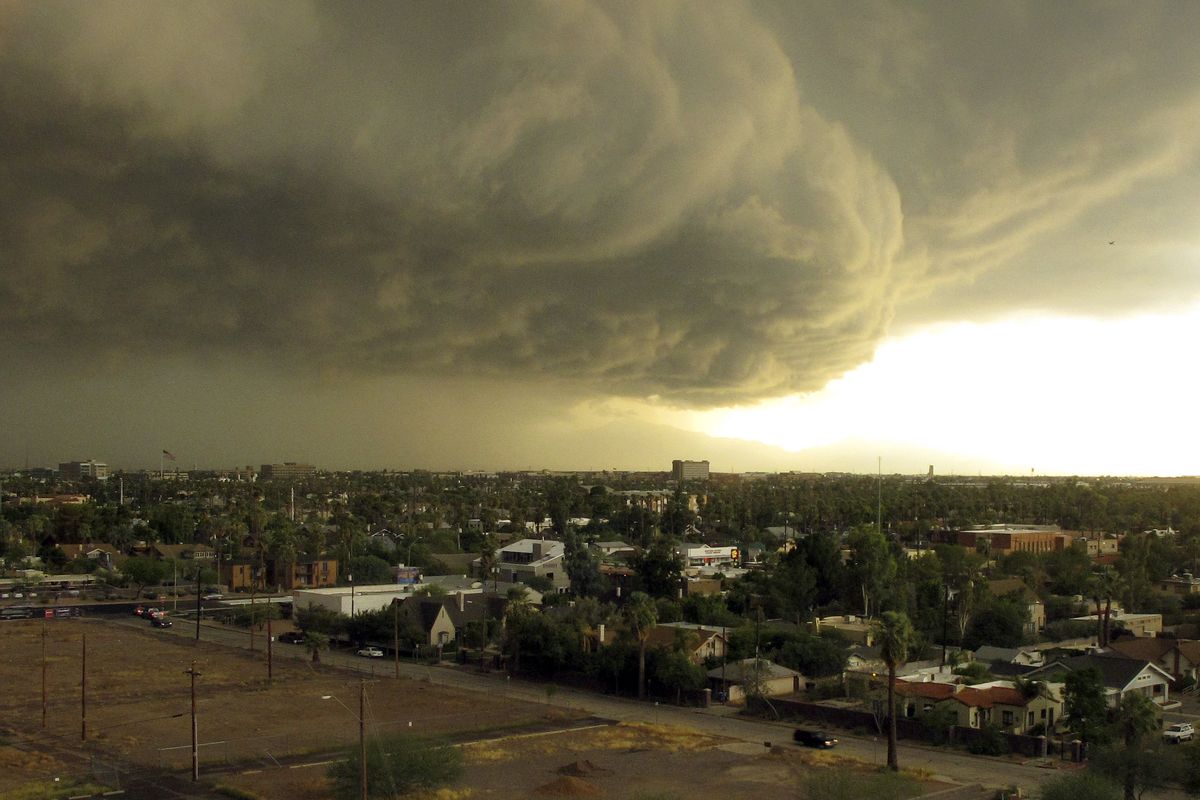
[41,621,47,728]
[267,612,274,682]
[80,631,87,741]
[359,678,368,800]
[194,568,202,641]
[393,602,400,679]
[186,661,201,781]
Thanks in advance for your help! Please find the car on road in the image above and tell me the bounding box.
[1164,722,1194,743]
[134,605,146,616]
[201,593,224,601]
[793,729,838,749]
[278,631,306,644]
[146,608,165,619]
[357,647,385,658]
[150,617,173,628]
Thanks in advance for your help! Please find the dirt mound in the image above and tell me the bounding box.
[557,760,611,777]
[534,776,602,796]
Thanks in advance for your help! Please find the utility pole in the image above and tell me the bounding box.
[186,661,201,781]
[359,678,368,800]
[267,611,274,682]
[80,631,87,741]
[41,621,47,728]
[393,602,400,679]
[195,567,202,641]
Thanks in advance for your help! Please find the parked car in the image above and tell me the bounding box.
[144,591,159,600]
[278,631,306,645]
[1164,723,1194,743]
[150,617,173,628]
[357,647,385,658]
[793,729,838,749]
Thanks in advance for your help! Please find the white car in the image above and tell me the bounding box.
[1164,722,1194,743]
[357,647,384,658]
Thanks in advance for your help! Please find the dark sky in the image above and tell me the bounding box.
[3,2,1199,472]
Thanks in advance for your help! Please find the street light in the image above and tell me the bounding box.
[322,678,367,800]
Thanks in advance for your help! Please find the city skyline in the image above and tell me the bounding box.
[4,3,1200,476]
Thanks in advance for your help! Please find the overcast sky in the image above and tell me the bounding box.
[3,2,1199,475]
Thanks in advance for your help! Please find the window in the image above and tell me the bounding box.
[1002,711,1014,726]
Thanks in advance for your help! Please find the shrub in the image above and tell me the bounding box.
[966,723,1010,756]
[328,735,462,800]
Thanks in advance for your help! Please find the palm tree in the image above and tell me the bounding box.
[623,592,658,701]
[1114,692,1160,800]
[504,586,531,674]
[1090,568,1122,647]
[875,610,915,772]
[305,631,329,664]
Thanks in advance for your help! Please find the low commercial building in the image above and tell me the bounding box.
[1070,611,1162,638]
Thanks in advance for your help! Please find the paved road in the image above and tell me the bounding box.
[100,615,1196,798]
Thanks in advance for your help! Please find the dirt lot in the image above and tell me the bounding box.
[0,619,946,800]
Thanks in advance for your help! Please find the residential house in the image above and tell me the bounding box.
[974,645,1045,669]
[395,596,457,648]
[985,578,1045,635]
[270,555,338,590]
[58,543,123,570]
[477,538,569,592]
[708,658,803,703]
[1107,637,1200,686]
[890,681,1061,734]
[1070,611,1162,638]
[1027,652,1173,707]
[1159,574,1200,596]
[645,625,728,664]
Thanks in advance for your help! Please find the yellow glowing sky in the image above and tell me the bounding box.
[669,306,1200,476]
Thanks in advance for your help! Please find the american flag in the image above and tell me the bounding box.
[162,449,177,461]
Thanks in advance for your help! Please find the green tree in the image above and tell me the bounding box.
[304,631,330,664]
[328,735,462,800]
[1062,668,1109,746]
[1092,693,1164,800]
[631,538,684,599]
[847,526,897,618]
[623,591,658,701]
[121,556,168,598]
[874,610,915,772]
[653,649,705,705]
[1089,569,1123,648]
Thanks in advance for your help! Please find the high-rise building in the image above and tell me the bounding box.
[671,459,710,481]
[260,462,316,480]
[58,460,109,480]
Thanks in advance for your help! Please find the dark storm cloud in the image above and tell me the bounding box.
[2,1,1198,405]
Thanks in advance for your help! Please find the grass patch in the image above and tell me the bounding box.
[0,780,110,800]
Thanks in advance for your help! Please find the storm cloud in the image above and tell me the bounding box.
[2,1,1199,408]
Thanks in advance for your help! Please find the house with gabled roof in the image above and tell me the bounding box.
[1026,652,1173,707]
[890,680,1061,734]
[644,625,727,664]
[1106,637,1200,686]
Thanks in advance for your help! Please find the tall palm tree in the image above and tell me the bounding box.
[1114,692,1159,800]
[504,586,531,674]
[875,610,915,772]
[1090,568,1122,647]
[624,592,658,701]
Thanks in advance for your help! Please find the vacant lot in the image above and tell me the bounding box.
[0,618,556,795]
[0,620,948,800]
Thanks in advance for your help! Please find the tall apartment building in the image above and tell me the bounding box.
[58,460,109,480]
[259,462,315,480]
[671,459,710,481]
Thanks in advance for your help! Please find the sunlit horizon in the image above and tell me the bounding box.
[670,306,1200,477]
